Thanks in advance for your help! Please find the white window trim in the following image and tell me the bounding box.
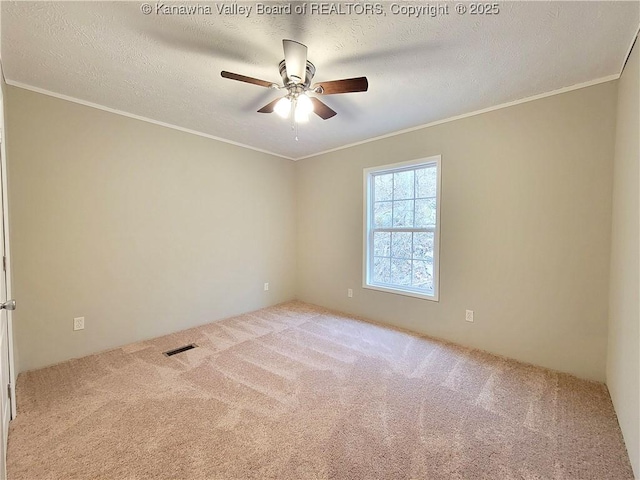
[362,155,442,302]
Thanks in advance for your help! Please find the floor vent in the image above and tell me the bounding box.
[163,344,198,357]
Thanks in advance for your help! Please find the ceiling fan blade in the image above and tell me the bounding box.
[221,71,275,88]
[257,98,281,113]
[310,98,337,120]
[315,77,368,95]
[282,39,307,84]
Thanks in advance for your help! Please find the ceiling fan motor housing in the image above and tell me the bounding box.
[279,60,316,88]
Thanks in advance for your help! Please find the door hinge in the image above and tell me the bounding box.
[7,383,11,399]
[2,256,6,271]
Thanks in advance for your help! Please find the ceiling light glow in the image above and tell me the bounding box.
[296,94,314,116]
[274,97,291,118]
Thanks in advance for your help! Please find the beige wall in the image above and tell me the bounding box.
[6,86,297,372]
[296,81,618,382]
[607,40,639,477]
[2,74,624,382]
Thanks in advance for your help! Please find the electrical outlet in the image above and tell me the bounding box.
[73,317,85,331]
[264,283,269,291]
[465,310,474,323]
[347,288,353,298]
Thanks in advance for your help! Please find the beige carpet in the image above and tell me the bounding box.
[7,301,634,479]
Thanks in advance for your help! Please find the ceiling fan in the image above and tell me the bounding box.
[221,39,368,125]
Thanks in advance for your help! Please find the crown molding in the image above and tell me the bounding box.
[6,73,621,162]
[295,74,620,161]
[4,80,295,161]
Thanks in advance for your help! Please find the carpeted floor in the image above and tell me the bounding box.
[7,301,634,479]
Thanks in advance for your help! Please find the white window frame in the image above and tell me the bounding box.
[363,155,441,301]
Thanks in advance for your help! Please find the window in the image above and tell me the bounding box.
[363,156,441,301]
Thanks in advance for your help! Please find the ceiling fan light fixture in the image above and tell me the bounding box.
[294,108,310,124]
[296,94,314,116]
[222,39,368,129]
[274,97,291,118]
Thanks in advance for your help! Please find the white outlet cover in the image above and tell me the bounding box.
[73,316,85,331]
[465,310,474,323]
[347,289,353,298]
[264,283,269,291]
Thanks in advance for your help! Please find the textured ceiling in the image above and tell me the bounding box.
[2,1,638,159]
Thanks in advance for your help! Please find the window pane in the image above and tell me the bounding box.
[373,232,391,257]
[393,170,414,200]
[416,166,437,198]
[374,201,392,228]
[366,159,440,299]
[392,200,414,227]
[391,232,412,259]
[390,258,412,286]
[412,260,434,292]
[413,232,434,261]
[373,257,391,284]
[374,174,393,201]
[415,198,437,227]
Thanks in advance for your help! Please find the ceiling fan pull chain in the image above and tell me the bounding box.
[291,97,296,131]
[291,97,300,141]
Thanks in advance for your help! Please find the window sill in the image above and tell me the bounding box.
[363,283,439,302]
